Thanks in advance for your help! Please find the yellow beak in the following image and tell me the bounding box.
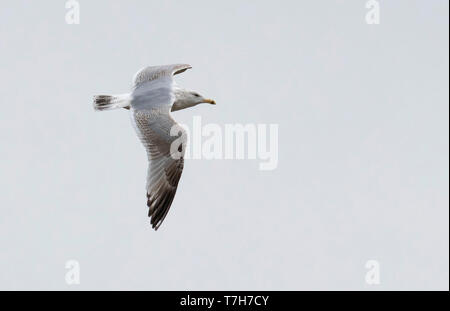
[203,98,216,105]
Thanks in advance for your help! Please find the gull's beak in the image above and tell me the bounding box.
[202,98,216,105]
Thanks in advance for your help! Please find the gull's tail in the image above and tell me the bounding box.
[93,93,131,111]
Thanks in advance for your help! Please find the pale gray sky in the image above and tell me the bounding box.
[0,0,448,290]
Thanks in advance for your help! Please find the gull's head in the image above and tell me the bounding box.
[172,88,216,111]
[185,90,216,106]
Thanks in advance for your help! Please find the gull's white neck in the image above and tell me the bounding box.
[171,86,197,112]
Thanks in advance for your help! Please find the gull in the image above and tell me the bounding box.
[93,64,215,230]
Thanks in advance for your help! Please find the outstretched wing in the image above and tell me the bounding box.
[129,64,190,230]
[132,64,192,89]
[130,64,192,111]
[131,107,187,230]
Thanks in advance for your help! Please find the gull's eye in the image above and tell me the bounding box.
[193,93,200,97]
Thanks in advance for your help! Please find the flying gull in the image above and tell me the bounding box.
[93,64,215,230]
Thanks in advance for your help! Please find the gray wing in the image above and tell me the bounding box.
[131,107,187,230]
[132,64,192,89]
[129,64,190,229]
[130,64,191,111]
